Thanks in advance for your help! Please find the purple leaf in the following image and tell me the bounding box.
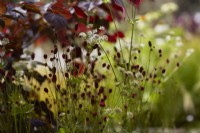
[44,12,67,29]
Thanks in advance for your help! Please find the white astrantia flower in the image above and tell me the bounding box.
[127,111,133,119]
[99,26,105,30]
[0,38,9,46]
[23,48,32,56]
[175,36,183,47]
[105,108,112,114]
[118,67,125,73]
[125,71,133,77]
[19,100,25,105]
[176,36,182,41]
[87,31,93,36]
[115,126,122,133]
[13,61,27,70]
[135,72,143,80]
[186,49,194,57]
[59,112,66,117]
[154,24,169,34]
[34,127,37,131]
[137,21,146,30]
[155,38,165,46]
[79,32,87,39]
[23,85,32,92]
[30,61,37,69]
[102,35,108,41]
[145,12,160,22]
[132,80,139,88]
[120,90,129,97]
[176,41,183,47]
[166,35,171,41]
[160,2,178,13]
[140,43,145,47]
[87,24,93,28]
[114,107,122,114]
[92,29,98,34]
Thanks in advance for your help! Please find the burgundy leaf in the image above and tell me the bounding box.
[73,6,87,18]
[111,0,125,15]
[75,23,88,33]
[49,0,72,20]
[114,31,124,38]
[106,14,113,22]
[129,0,143,8]
[107,34,117,43]
[21,3,41,14]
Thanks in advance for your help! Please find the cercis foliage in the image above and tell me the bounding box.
[0,0,126,77]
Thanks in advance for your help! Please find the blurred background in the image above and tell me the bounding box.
[139,0,200,131]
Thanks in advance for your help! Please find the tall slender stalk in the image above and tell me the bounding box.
[107,5,125,63]
[98,43,118,81]
[128,6,137,70]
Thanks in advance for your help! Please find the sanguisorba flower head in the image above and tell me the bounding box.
[129,0,143,8]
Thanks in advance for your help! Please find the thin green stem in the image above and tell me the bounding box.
[98,43,117,81]
[128,6,137,70]
[107,4,125,63]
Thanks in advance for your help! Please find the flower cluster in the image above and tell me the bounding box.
[79,26,108,45]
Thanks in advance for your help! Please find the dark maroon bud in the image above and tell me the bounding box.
[65,73,69,78]
[166,59,170,64]
[131,93,137,98]
[54,48,58,54]
[148,41,152,47]
[95,82,99,88]
[62,54,65,59]
[140,86,145,91]
[117,52,120,58]
[103,95,107,100]
[92,44,99,49]
[124,105,128,109]
[107,65,110,70]
[66,48,70,52]
[134,56,137,60]
[52,74,57,83]
[31,53,35,60]
[99,100,105,107]
[103,116,107,122]
[79,104,82,109]
[176,62,180,67]
[102,63,106,68]
[44,88,48,93]
[99,86,104,93]
[52,67,56,74]
[162,69,166,74]
[139,67,143,72]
